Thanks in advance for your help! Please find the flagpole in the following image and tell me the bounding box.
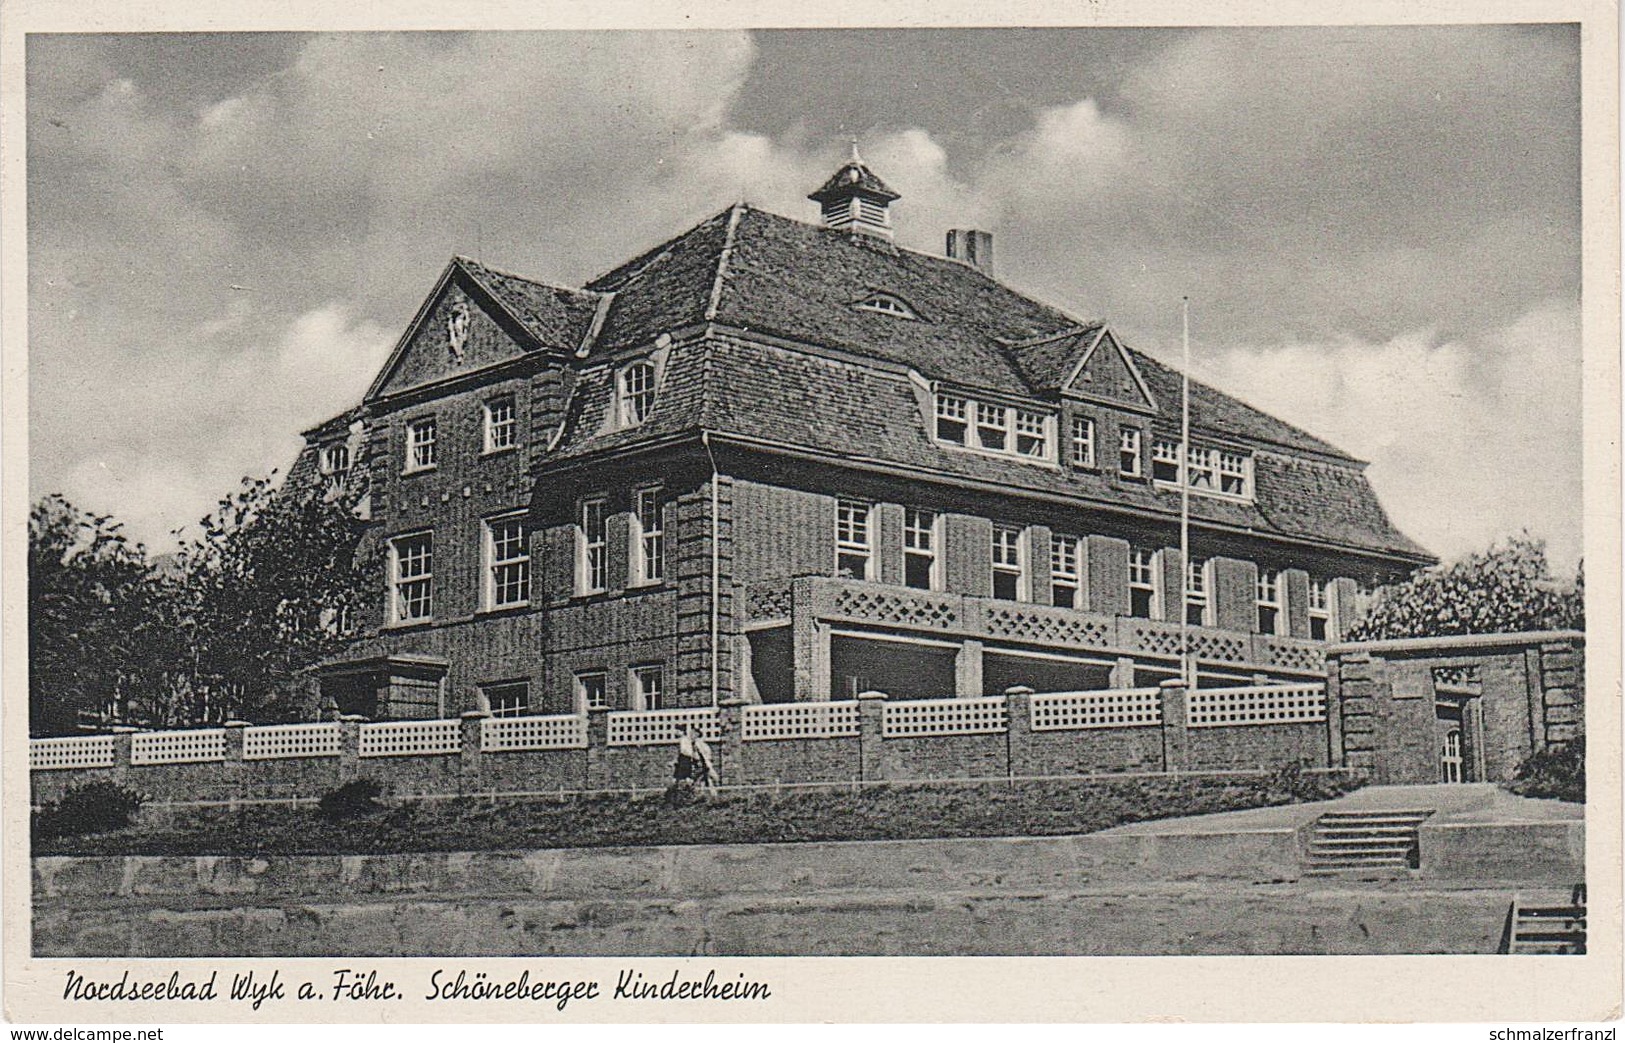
[1180,297,1192,688]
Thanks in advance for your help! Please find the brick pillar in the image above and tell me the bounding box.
[1028,526,1054,606]
[1158,548,1185,622]
[605,510,633,595]
[1282,569,1312,639]
[956,639,985,698]
[1211,556,1257,632]
[1330,577,1360,641]
[1324,656,1346,768]
[459,710,488,794]
[857,690,888,782]
[1004,686,1035,778]
[337,715,366,784]
[1158,679,1189,772]
[875,503,905,587]
[717,697,747,786]
[584,707,612,790]
[223,721,248,803]
[110,728,136,786]
[945,514,993,596]
[1085,535,1130,617]
[543,525,576,605]
[1110,656,1137,689]
[1540,639,1584,746]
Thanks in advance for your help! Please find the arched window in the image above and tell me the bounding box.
[618,360,657,426]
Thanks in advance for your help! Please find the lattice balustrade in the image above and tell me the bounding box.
[358,719,461,758]
[1186,684,1327,728]
[1030,688,1162,731]
[1259,635,1326,674]
[746,583,794,622]
[883,696,1008,738]
[30,734,116,771]
[130,729,228,766]
[481,714,588,752]
[828,585,959,630]
[607,707,722,747]
[1127,621,1248,664]
[983,603,1114,649]
[742,701,861,741]
[242,723,342,761]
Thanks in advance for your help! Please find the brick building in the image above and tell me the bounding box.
[295,153,1433,721]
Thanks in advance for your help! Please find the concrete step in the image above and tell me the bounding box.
[1311,835,1417,847]
[1315,824,1425,835]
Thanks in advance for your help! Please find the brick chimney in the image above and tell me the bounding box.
[947,229,994,276]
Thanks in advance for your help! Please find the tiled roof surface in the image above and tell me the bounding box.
[454,257,603,352]
[1008,327,1102,391]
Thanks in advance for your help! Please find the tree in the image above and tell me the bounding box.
[28,496,166,734]
[166,473,376,724]
[1347,535,1583,642]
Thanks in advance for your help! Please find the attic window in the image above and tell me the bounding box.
[618,360,657,427]
[931,390,1056,466]
[853,292,917,319]
[1151,438,1255,501]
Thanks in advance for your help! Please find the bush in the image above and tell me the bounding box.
[1508,737,1584,803]
[317,778,386,822]
[34,780,144,838]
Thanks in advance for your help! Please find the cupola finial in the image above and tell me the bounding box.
[808,144,900,241]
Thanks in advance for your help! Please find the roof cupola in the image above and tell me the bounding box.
[807,141,900,241]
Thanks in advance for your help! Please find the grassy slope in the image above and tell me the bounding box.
[34,772,1361,857]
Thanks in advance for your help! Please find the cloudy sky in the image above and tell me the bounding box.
[26,26,1582,569]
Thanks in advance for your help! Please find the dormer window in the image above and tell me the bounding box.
[319,443,350,496]
[1151,438,1254,501]
[931,390,1056,465]
[618,361,657,427]
[854,292,917,319]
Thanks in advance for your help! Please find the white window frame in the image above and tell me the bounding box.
[1071,416,1096,468]
[483,513,531,610]
[934,394,969,444]
[389,531,434,624]
[1257,569,1285,636]
[1185,557,1212,627]
[1186,445,1216,491]
[578,497,608,595]
[976,402,1010,452]
[1152,438,1182,483]
[633,485,665,585]
[1119,427,1143,477]
[630,664,664,711]
[1128,547,1160,619]
[575,670,608,712]
[405,417,437,473]
[320,443,351,496]
[483,395,518,454]
[1218,450,1252,497]
[618,361,658,427]
[1014,409,1050,459]
[991,524,1028,602]
[1308,580,1335,641]
[1051,534,1082,608]
[835,499,874,581]
[482,680,530,718]
[1150,438,1255,502]
[902,507,941,591]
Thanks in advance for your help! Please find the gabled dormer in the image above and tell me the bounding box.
[1060,327,1158,415]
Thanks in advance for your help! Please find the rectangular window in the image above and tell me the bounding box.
[1128,548,1158,619]
[406,418,437,472]
[482,681,529,718]
[1187,446,1215,491]
[1071,416,1096,468]
[1152,438,1182,484]
[484,515,530,609]
[935,394,969,444]
[976,403,1009,452]
[484,396,517,453]
[389,532,433,623]
[1014,410,1049,458]
[835,499,874,580]
[1185,558,1210,627]
[1051,534,1082,609]
[631,664,663,711]
[1309,580,1333,641]
[575,670,608,712]
[578,498,608,595]
[1119,427,1143,477]
[1218,450,1251,497]
[320,444,350,496]
[991,525,1026,601]
[1257,569,1284,635]
[634,486,665,585]
[902,508,939,591]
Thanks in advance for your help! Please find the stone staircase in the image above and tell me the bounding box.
[1304,809,1433,876]
[1502,886,1587,954]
